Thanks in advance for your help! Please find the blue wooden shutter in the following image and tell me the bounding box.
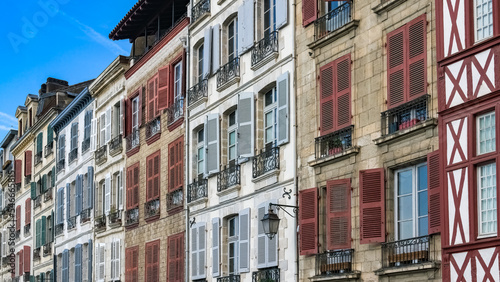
[277,71,289,145]
[66,183,70,220]
[75,244,82,282]
[88,239,93,282]
[87,167,94,209]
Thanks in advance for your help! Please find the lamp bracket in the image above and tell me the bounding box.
[269,203,298,218]
[189,217,196,228]
[282,187,292,199]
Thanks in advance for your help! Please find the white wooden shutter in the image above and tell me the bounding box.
[105,107,112,144]
[111,241,116,280]
[205,114,220,175]
[198,223,206,278]
[238,92,255,158]
[257,202,268,268]
[277,71,289,145]
[91,118,97,152]
[203,27,212,78]
[276,0,288,29]
[105,173,111,215]
[99,113,106,147]
[238,0,254,54]
[97,243,105,282]
[239,208,250,273]
[212,218,220,277]
[118,169,124,210]
[119,99,124,136]
[212,24,221,74]
[115,239,121,280]
[191,225,199,279]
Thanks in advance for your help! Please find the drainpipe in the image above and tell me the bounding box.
[291,0,299,280]
[184,3,192,281]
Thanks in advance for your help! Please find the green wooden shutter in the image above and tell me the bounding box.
[51,210,54,243]
[51,166,56,188]
[41,216,46,245]
[37,132,43,154]
[42,175,47,193]
[47,125,53,144]
[31,182,36,199]
[35,219,41,248]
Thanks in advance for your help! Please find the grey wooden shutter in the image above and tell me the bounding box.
[257,203,268,268]
[239,208,250,272]
[238,92,255,158]
[75,244,82,282]
[238,0,254,54]
[276,0,288,29]
[277,71,289,145]
[212,24,221,74]
[106,107,112,144]
[87,166,94,209]
[57,188,63,224]
[191,225,199,279]
[63,249,69,281]
[75,175,81,215]
[105,173,111,215]
[203,27,212,78]
[212,218,220,277]
[198,223,206,278]
[66,183,70,220]
[88,240,93,282]
[205,114,220,175]
[91,117,97,152]
[267,202,278,267]
[97,243,105,282]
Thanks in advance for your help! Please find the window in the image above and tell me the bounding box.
[36,132,43,156]
[114,171,123,210]
[263,0,276,36]
[146,151,160,201]
[125,246,138,282]
[228,216,239,275]
[145,240,160,282]
[29,109,33,128]
[168,137,184,193]
[394,163,428,240]
[126,163,140,210]
[264,88,277,148]
[174,62,183,104]
[84,111,92,141]
[19,119,23,137]
[71,123,78,150]
[58,135,65,161]
[110,239,121,281]
[478,163,497,237]
[228,111,237,164]
[112,102,121,138]
[147,75,158,121]
[474,0,493,42]
[197,128,205,177]
[477,112,495,155]
[132,96,140,132]
[191,223,206,280]
[98,180,105,216]
[228,18,238,61]
[198,44,204,82]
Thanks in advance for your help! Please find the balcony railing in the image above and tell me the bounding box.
[108,210,122,226]
[69,148,78,163]
[144,199,160,219]
[252,147,280,178]
[191,0,210,23]
[315,125,353,159]
[146,116,162,140]
[67,216,77,230]
[125,208,139,226]
[188,79,208,106]
[126,129,140,152]
[56,159,65,172]
[44,187,53,202]
[43,243,52,257]
[80,208,91,224]
[34,151,43,166]
[167,188,183,211]
[217,275,240,282]
[55,223,64,236]
[252,267,280,282]
[167,98,184,125]
[187,178,208,203]
[95,215,106,231]
[314,1,352,40]
[251,31,279,68]
[44,142,53,157]
[316,249,354,276]
[381,235,431,268]
[81,138,90,153]
[34,197,42,209]
[95,145,107,164]
[109,134,123,155]
[217,57,240,90]
[217,164,240,192]
[381,94,430,137]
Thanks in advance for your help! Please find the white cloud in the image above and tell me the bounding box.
[0,112,17,123]
[0,125,15,131]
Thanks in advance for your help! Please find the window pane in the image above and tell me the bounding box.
[477,112,495,155]
[418,217,428,236]
[398,220,413,240]
[475,0,493,41]
[479,163,497,235]
[418,165,427,191]
[418,190,428,217]
[398,195,412,221]
[398,170,412,195]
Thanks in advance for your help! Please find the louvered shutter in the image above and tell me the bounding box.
[147,157,153,201]
[106,107,112,144]
[25,198,31,226]
[25,150,32,176]
[75,244,82,282]
[132,247,138,281]
[41,216,46,245]
[299,188,318,255]
[138,88,143,127]
[212,24,220,73]
[2,229,6,257]
[111,241,116,280]
[97,243,105,282]
[47,125,53,145]
[205,114,220,175]
[15,159,22,184]
[66,183,71,220]
[87,166,94,209]
[126,166,133,209]
[326,179,351,250]
[120,99,124,135]
[57,188,64,224]
[191,223,206,279]
[238,208,250,272]
[276,0,288,29]
[169,137,183,192]
[335,54,351,130]
[134,165,139,207]
[88,240,93,282]
[277,72,289,145]
[115,240,121,280]
[52,166,56,188]
[239,0,254,54]
[76,175,82,215]
[153,153,160,198]
[147,77,157,121]
[302,0,317,26]
[359,168,386,244]
[19,249,23,276]
[191,225,199,278]
[257,201,278,268]
[427,151,441,234]
[42,174,47,193]
[320,62,335,135]
[99,113,106,147]
[158,66,171,110]
[35,219,41,248]
[153,241,159,281]
[387,25,407,108]
[237,92,255,158]
[23,246,30,273]
[91,117,97,151]
[118,169,124,210]
[62,250,69,281]
[145,243,151,281]
[105,173,111,215]
[50,211,54,243]
[168,233,184,282]
[203,27,212,78]
[212,218,220,277]
[37,133,43,154]
[198,223,206,278]
[16,205,21,231]
[407,14,427,99]
[31,182,36,199]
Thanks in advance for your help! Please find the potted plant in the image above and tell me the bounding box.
[328,138,343,155]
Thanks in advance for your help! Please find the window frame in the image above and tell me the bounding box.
[131,96,140,133]
[477,161,498,238]
[227,17,239,62]
[227,110,237,163]
[197,43,204,82]
[473,0,494,43]
[197,128,205,177]
[227,215,239,275]
[264,87,277,148]
[476,111,496,155]
[173,61,183,103]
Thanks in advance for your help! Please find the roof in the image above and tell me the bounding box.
[0,130,18,149]
[50,87,93,134]
[35,80,94,117]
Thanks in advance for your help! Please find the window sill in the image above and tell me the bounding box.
[188,196,208,207]
[374,261,440,276]
[309,271,361,281]
[307,20,359,50]
[251,51,279,71]
[252,169,279,184]
[373,118,437,146]
[146,132,161,146]
[217,76,240,92]
[372,0,407,15]
[309,146,359,167]
[126,145,140,157]
[188,97,208,111]
[167,117,184,132]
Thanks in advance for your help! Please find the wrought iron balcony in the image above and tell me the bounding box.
[252,147,280,178]
[217,57,240,90]
[81,138,90,153]
[109,134,123,155]
[34,197,42,209]
[95,145,107,165]
[126,129,140,152]
[56,159,65,172]
[187,178,208,203]
[217,275,240,282]
[251,31,279,69]
[146,116,161,140]
[315,125,353,159]
[24,224,30,236]
[381,94,430,137]
[43,243,52,257]
[69,148,78,163]
[217,164,240,192]
[33,248,41,260]
[95,215,106,231]
[108,210,122,226]
[55,223,64,236]
[381,235,431,268]
[314,1,352,40]
[316,249,354,276]
[144,199,160,219]
[191,0,210,23]
[44,142,53,157]
[125,208,139,226]
[44,187,53,202]
[80,208,91,224]
[167,188,183,211]
[188,79,208,106]
[167,98,184,125]
[252,267,280,282]
[67,216,77,230]
[34,151,43,166]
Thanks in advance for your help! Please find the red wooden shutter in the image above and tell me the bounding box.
[153,241,159,281]
[138,87,143,127]
[133,164,140,207]
[147,77,156,121]
[320,62,336,135]
[168,233,184,282]
[359,168,386,244]
[126,166,133,209]
[158,65,171,110]
[19,250,23,275]
[407,14,427,100]
[132,247,139,281]
[153,152,160,199]
[427,150,441,234]
[299,187,318,255]
[326,179,351,250]
[334,54,352,130]
[23,245,30,273]
[25,198,31,226]
[125,248,131,282]
[16,205,21,231]
[147,156,153,201]
[145,243,151,281]
[169,137,184,192]
[387,25,407,108]
[24,151,32,177]
[123,98,128,136]
[126,247,139,282]
[15,159,22,184]
[302,0,317,26]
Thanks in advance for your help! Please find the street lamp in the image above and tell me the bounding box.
[261,203,298,240]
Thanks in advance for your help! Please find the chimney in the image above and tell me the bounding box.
[39,83,47,95]
[46,77,69,93]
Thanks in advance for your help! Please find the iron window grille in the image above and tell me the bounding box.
[381,235,431,268]
[380,94,430,137]
[126,129,140,151]
[167,98,185,125]
[314,1,353,41]
[146,116,161,140]
[95,145,107,164]
[251,31,279,68]
[188,79,208,106]
[125,208,139,226]
[217,275,240,282]
[109,134,123,155]
[252,267,280,282]
[69,148,78,163]
[95,215,106,231]
[216,57,240,90]
[81,138,91,153]
[144,198,160,219]
[191,0,210,23]
[217,164,240,192]
[167,188,184,211]
[187,178,208,203]
[252,147,280,178]
[315,125,354,159]
[315,249,354,276]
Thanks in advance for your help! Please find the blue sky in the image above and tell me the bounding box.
[0,0,137,137]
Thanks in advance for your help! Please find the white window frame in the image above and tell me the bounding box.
[477,111,496,155]
[227,18,238,62]
[228,111,237,163]
[131,96,139,132]
[477,162,497,237]
[198,44,204,82]
[197,128,205,177]
[174,61,183,103]
[228,216,239,275]
[264,88,277,148]
[474,0,494,42]
[263,0,276,37]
